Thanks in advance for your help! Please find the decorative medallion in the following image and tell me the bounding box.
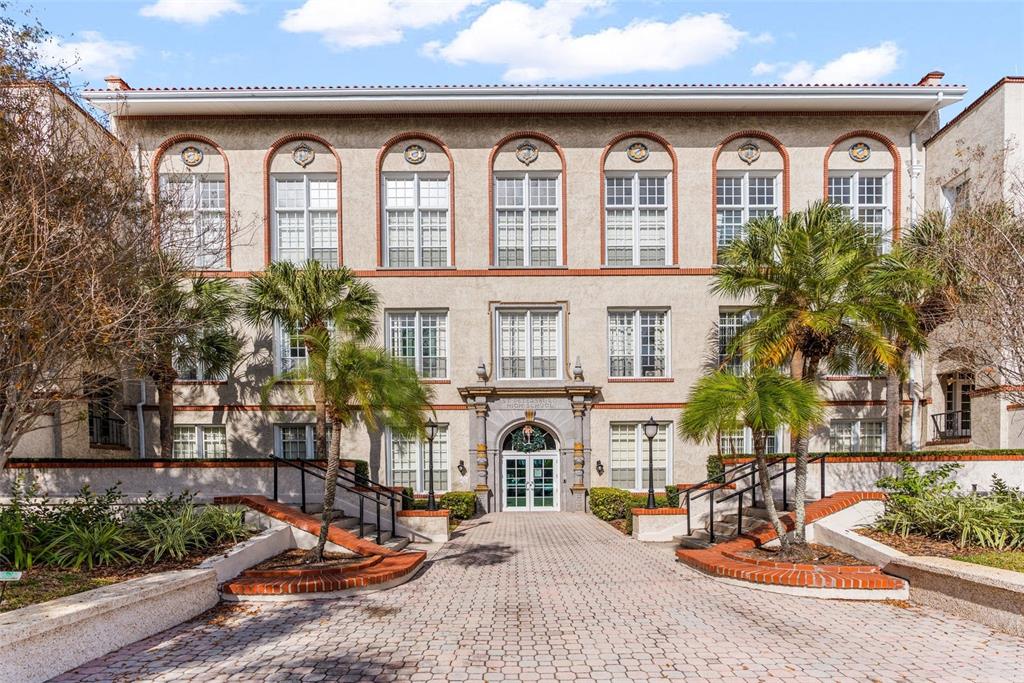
[180,145,203,167]
[292,143,315,167]
[849,142,871,162]
[738,142,761,165]
[515,142,539,166]
[404,144,426,164]
[626,142,649,163]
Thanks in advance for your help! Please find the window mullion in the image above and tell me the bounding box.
[525,311,533,379]
[522,175,531,267]
[415,311,423,375]
[632,174,641,265]
[633,310,641,377]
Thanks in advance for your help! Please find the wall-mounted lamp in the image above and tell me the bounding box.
[595,460,604,476]
[457,460,468,476]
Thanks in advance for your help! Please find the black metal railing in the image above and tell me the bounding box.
[684,453,828,543]
[88,415,129,447]
[269,455,399,545]
[931,409,971,440]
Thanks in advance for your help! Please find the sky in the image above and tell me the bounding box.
[19,0,1024,120]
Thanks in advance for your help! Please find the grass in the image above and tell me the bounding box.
[954,552,1024,574]
[0,570,121,612]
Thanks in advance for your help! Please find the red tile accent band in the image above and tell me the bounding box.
[398,509,450,518]
[631,507,688,516]
[721,453,1024,465]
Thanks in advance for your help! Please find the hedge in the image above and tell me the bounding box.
[439,491,478,520]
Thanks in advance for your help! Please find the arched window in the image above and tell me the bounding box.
[824,131,900,250]
[502,424,557,452]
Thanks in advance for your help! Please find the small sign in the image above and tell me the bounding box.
[0,572,22,581]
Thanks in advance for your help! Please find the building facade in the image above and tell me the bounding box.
[16,74,984,513]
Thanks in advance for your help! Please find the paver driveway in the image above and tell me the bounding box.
[56,512,1024,682]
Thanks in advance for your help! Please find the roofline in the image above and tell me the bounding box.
[925,76,1024,147]
[82,82,968,117]
[9,81,121,147]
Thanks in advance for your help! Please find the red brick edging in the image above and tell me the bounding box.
[223,552,426,596]
[631,507,688,516]
[398,509,450,518]
[676,482,736,491]
[675,492,903,590]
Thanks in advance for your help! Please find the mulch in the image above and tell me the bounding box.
[739,542,872,566]
[250,548,362,571]
[856,528,984,558]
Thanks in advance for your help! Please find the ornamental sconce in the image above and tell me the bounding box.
[457,460,468,476]
[596,460,605,476]
[738,142,760,165]
[626,142,649,163]
[849,142,871,162]
[404,144,426,164]
[180,145,203,167]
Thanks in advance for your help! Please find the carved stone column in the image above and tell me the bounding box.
[473,400,490,493]
[571,400,586,491]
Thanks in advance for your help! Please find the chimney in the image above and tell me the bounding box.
[916,71,945,86]
[104,75,131,91]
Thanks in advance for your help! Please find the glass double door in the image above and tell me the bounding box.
[503,453,559,511]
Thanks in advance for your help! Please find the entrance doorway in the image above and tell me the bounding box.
[503,453,559,511]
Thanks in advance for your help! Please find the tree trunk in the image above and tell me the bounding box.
[792,353,820,546]
[313,380,327,460]
[307,410,343,563]
[753,429,789,552]
[154,368,177,458]
[885,366,902,452]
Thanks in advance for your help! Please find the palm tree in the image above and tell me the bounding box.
[680,367,823,554]
[145,277,243,457]
[264,331,434,562]
[714,201,924,543]
[243,260,378,460]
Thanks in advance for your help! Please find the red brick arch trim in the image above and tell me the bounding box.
[152,133,233,271]
[710,130,791,264]
[488,131,568,266]
[375,131,456,268]
[599,130,679,266]
[263,133,343,266]
[823,130,902,241]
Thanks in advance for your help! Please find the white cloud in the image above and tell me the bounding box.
[426,1,749,82]
[760,42,901,84]
[38,31,138,79]
[140,0,246,25]
[280,0,482,50]
[749,32,774,45]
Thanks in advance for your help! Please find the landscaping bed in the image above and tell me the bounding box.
[739,542,871,567]
[859,528,1024,574]
[249,548,362,571]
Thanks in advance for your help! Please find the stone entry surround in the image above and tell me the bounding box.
[55,513,1024,682]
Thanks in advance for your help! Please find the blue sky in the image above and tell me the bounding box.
[24,0,1024,119]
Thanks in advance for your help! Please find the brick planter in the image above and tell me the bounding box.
[397,509,451,543]
[631,507,689,542]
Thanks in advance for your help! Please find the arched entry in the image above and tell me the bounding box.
[500,423,560,511]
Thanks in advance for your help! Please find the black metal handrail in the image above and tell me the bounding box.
[268,454,399,545]
[683,454,789,540]
[715,454,828,543]
[931,409,971,440]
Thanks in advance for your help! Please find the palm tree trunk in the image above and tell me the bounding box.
[312,381,327,460]
[308,410,343,563]
[792,353,820,545]
[154,369,176,458]
[753,429,789,552]
[885,366,902,452]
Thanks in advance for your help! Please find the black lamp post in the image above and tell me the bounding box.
[643,417,659,509]
[425,419,438,511]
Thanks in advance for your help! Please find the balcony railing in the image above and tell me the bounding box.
[931,409,971,441]
[89,415,129,447]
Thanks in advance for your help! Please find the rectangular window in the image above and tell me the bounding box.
[828,171,891,249]
[716,172,779,255]
[718,427,781,455]
[387,310,448,379]
[605,173,669,266]
[277,322,307,372]
[718,309,754,374]
[609,423,671,490]
[829,420,885,453]
[276,424,315,460]
[161,175,227,269]
[496,309,562,380]
[388,425,450,493]
[173,425,227,459]
[383,173,450,268]
[495,174,560,267]
[272,175,338,266]
[608,309,668,378]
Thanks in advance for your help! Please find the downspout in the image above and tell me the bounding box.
[907,91,945,449]
[136,380,147,458]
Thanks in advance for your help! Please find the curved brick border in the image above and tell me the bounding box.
[676,492,904,590]
[222,551,425,596]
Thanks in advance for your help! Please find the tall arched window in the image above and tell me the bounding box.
[824,131,900,250]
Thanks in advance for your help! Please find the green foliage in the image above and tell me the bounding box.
[589,487,635,522]
[955,551,1024,574]
[42,520,136,570]
[706,454,725,483]
[349,460,371,485]
[401,486,415,509]
[875,463,1024,550]
[439,492,477,520]
[664,485,680,508]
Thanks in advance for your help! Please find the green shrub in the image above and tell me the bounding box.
[197,505,249,545]
[706,454,725,483]
[875,462,1024,550]
[401,486,415,509]
[439,491,477,520]
[135,503,208,563]
[664,485,680,508]
[589,487,634,521]
[42,520,136,570]
[628,493,670,508]
[350,460,371,485]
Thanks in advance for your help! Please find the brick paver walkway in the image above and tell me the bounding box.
[55,512,1024,682]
